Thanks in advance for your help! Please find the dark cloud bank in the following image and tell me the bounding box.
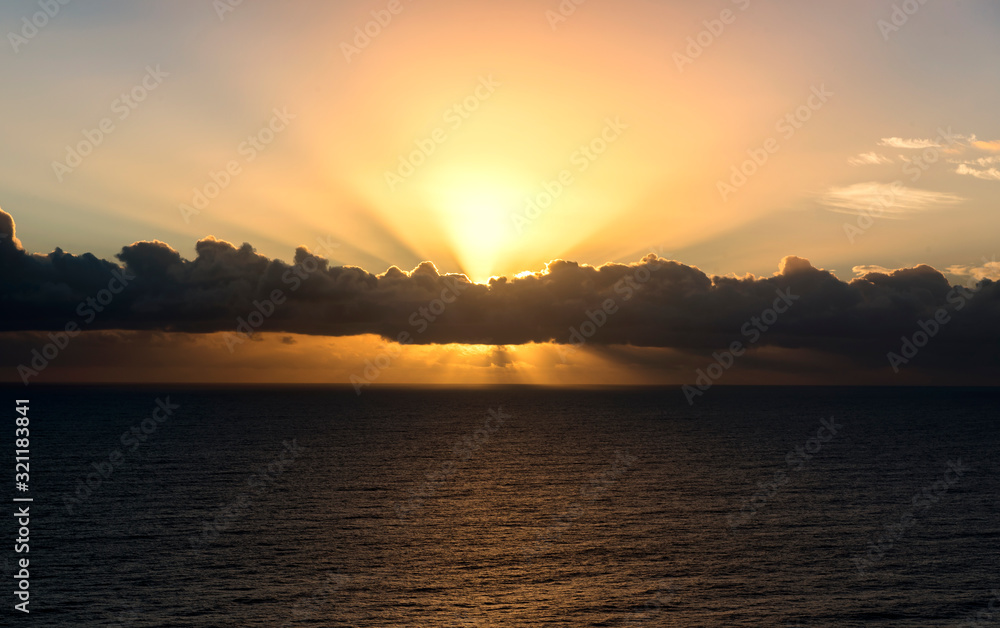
[1,210,997,375]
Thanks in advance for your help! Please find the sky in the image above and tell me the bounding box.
[1,0,998,387]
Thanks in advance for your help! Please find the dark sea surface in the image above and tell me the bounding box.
[4,385,999,627]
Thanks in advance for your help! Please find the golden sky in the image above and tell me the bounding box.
[2,0,999,385]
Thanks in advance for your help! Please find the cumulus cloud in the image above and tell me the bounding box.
[820,182,965,216]
[0,208,22,250]
[0,210,997,376]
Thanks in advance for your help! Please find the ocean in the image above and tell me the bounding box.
[6,385,999,626]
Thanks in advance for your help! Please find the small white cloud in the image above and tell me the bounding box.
[947,257,1000,281]
[878,137,942,149]
[951,155,1000,167]
[820,182,965,216]
[955,164,1000,181]
[847,152,893,166]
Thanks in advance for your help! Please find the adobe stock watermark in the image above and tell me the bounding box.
[394,407,510,521]
[17,267,136,385]
[844,127,962,243]
[954,590,1000,628]
[7,0,72,54]
[886,272,983,373]
[288,571,352,625]
[852,459,968,575]
[878,0,931,42]
[101,600,142,627]
[522,450,637,563]
[223,235,340,352]
[728,416,842,529]
[350,275,470,393]
[510,117,627,235]
[556,258,653,365]
[179,107,295,223]
[52,65,169,183]
[544,0,588,31]
[628,582,678,625]
[384,75,500,191]
[683,287,799,405]
[717,84,833,201]
[554,248,668,365]
[673,0,752,72]
[340,0,416,62]
[842,181,906,244]
[62,397,181,515]
[213,0,243,22]
[189,438,306,552]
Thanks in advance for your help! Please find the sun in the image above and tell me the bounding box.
[422,171,526,283]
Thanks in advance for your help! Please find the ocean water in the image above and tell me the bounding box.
[5,385,999,626]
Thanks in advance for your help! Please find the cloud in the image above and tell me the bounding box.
[854,132,999,173]
[954,155,1000,167]
[947,258,1000,282]
[954,163,1000,181]
[879,137,942,149]
[820,182,965,216]
[851,265,892,276]
[0,210,997,378]
[847,152,893,166]
[0,208,22,250]
[970,139,1000,152]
